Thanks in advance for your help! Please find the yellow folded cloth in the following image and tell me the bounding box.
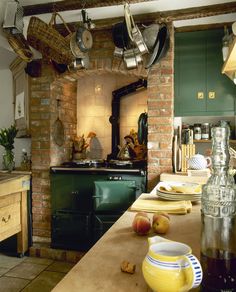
[130,193,192,215]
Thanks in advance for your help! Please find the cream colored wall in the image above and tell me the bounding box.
[0,69,31,168]
[77,73,147,159]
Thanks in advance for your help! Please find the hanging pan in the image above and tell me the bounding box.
[52,99,64,146]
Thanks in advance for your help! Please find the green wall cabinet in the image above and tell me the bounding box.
[174,29,236,117]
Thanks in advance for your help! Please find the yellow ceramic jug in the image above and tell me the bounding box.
[142,236,202,292]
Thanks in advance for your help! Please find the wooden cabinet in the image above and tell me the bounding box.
[222,36,236,81]
[174,29,236,117]
[0,174,30,256]
[10,58,30,137]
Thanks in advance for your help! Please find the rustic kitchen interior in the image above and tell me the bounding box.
[0,0,236,291]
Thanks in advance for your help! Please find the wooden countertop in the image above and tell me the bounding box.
[0,173,30,197]
[52,195,201,292]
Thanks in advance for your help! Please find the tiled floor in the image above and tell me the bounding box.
[0,253,75,292]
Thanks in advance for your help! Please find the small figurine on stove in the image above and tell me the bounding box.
[117,135,136,160]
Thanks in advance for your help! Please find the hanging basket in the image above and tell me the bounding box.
[27,12,74,64]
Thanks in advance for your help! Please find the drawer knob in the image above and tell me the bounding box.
[2,214,11,223]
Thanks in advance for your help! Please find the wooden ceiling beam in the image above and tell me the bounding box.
[23,1,236,27]
[23,0,152,16]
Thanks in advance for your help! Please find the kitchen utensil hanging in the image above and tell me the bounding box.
[27,12,74,64]
[7,33,33,62]
[52,99,64,146]
[124,3,148,55]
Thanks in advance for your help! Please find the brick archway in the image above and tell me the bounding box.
[29,23,174,244]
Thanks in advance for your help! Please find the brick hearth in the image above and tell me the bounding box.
[28,24,174,254]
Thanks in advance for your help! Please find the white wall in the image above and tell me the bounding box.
[0,69,31,168]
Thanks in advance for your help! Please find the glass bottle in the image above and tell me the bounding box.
[201,122,236,291]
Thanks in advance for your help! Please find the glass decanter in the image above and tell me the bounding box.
[201,122,236,291]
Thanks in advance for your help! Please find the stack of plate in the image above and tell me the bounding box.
[156,181,202,202]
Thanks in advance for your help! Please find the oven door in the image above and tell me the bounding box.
[93,180,136,213]
[51,209,93,251]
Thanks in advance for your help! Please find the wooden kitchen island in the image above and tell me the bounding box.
[0,173,30,256]
[52,194,201,292]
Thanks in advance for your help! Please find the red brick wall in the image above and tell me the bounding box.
[29,24,174,243]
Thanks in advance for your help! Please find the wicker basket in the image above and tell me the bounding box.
[7,33,33,62]
[27,12,74,64]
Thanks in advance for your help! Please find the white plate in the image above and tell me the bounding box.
[156,191,201,202]
[156,181,202,195]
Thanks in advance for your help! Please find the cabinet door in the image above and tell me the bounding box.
[51,210,92,251]
[174,29,236,117]
[206,29,235,114]
[51,173,93,213]
[174,31,206,116]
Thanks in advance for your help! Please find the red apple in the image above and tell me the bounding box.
[132,214,151,235]
[152,214,170,234]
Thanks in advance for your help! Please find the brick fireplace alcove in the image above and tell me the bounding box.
[29,23,174,259]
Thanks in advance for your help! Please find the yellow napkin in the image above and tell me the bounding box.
[130,193,192,215]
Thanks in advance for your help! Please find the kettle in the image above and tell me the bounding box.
[188,154,211,170]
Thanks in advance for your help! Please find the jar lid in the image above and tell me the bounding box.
[194,123,201,127]
[202,123,209,125]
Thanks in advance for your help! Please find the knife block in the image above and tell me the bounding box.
[181,144,196,172]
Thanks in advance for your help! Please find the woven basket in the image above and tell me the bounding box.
[27,12,74,64]
[8,33,33,62]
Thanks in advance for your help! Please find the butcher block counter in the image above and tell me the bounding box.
[0,173,30,256]
[52,193,201,292]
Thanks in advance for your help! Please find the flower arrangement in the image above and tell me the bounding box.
[0,125,18,171]
[0,125,18,150]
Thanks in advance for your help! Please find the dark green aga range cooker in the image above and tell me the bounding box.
[50,162,146,251]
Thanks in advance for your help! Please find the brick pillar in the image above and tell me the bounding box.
[147,23,174,191]
[30,60,77,243]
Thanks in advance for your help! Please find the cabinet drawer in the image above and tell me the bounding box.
[0,202,21,241]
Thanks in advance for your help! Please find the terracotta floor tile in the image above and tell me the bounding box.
[21,271,66,292]
[5,262,46,280]
[0,254,25,269]
[23,257,54,266]
[46,261,75,273]
[0,267,10,276]
[0,276,30,292]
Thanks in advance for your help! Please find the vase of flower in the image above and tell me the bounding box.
[0,125,18,172]
[2,149,15,171]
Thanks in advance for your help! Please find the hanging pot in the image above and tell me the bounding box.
[70,27,93,58]
[113,46,124,58]
[123,48,142,69]
[124,3,148,55]
[145,24,170,69]
[51,60,67,74]
[67,54,90,71]
[112,22,130,49]
[25,60,42,77]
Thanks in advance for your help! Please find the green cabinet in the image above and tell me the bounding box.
[174,29,236,117]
